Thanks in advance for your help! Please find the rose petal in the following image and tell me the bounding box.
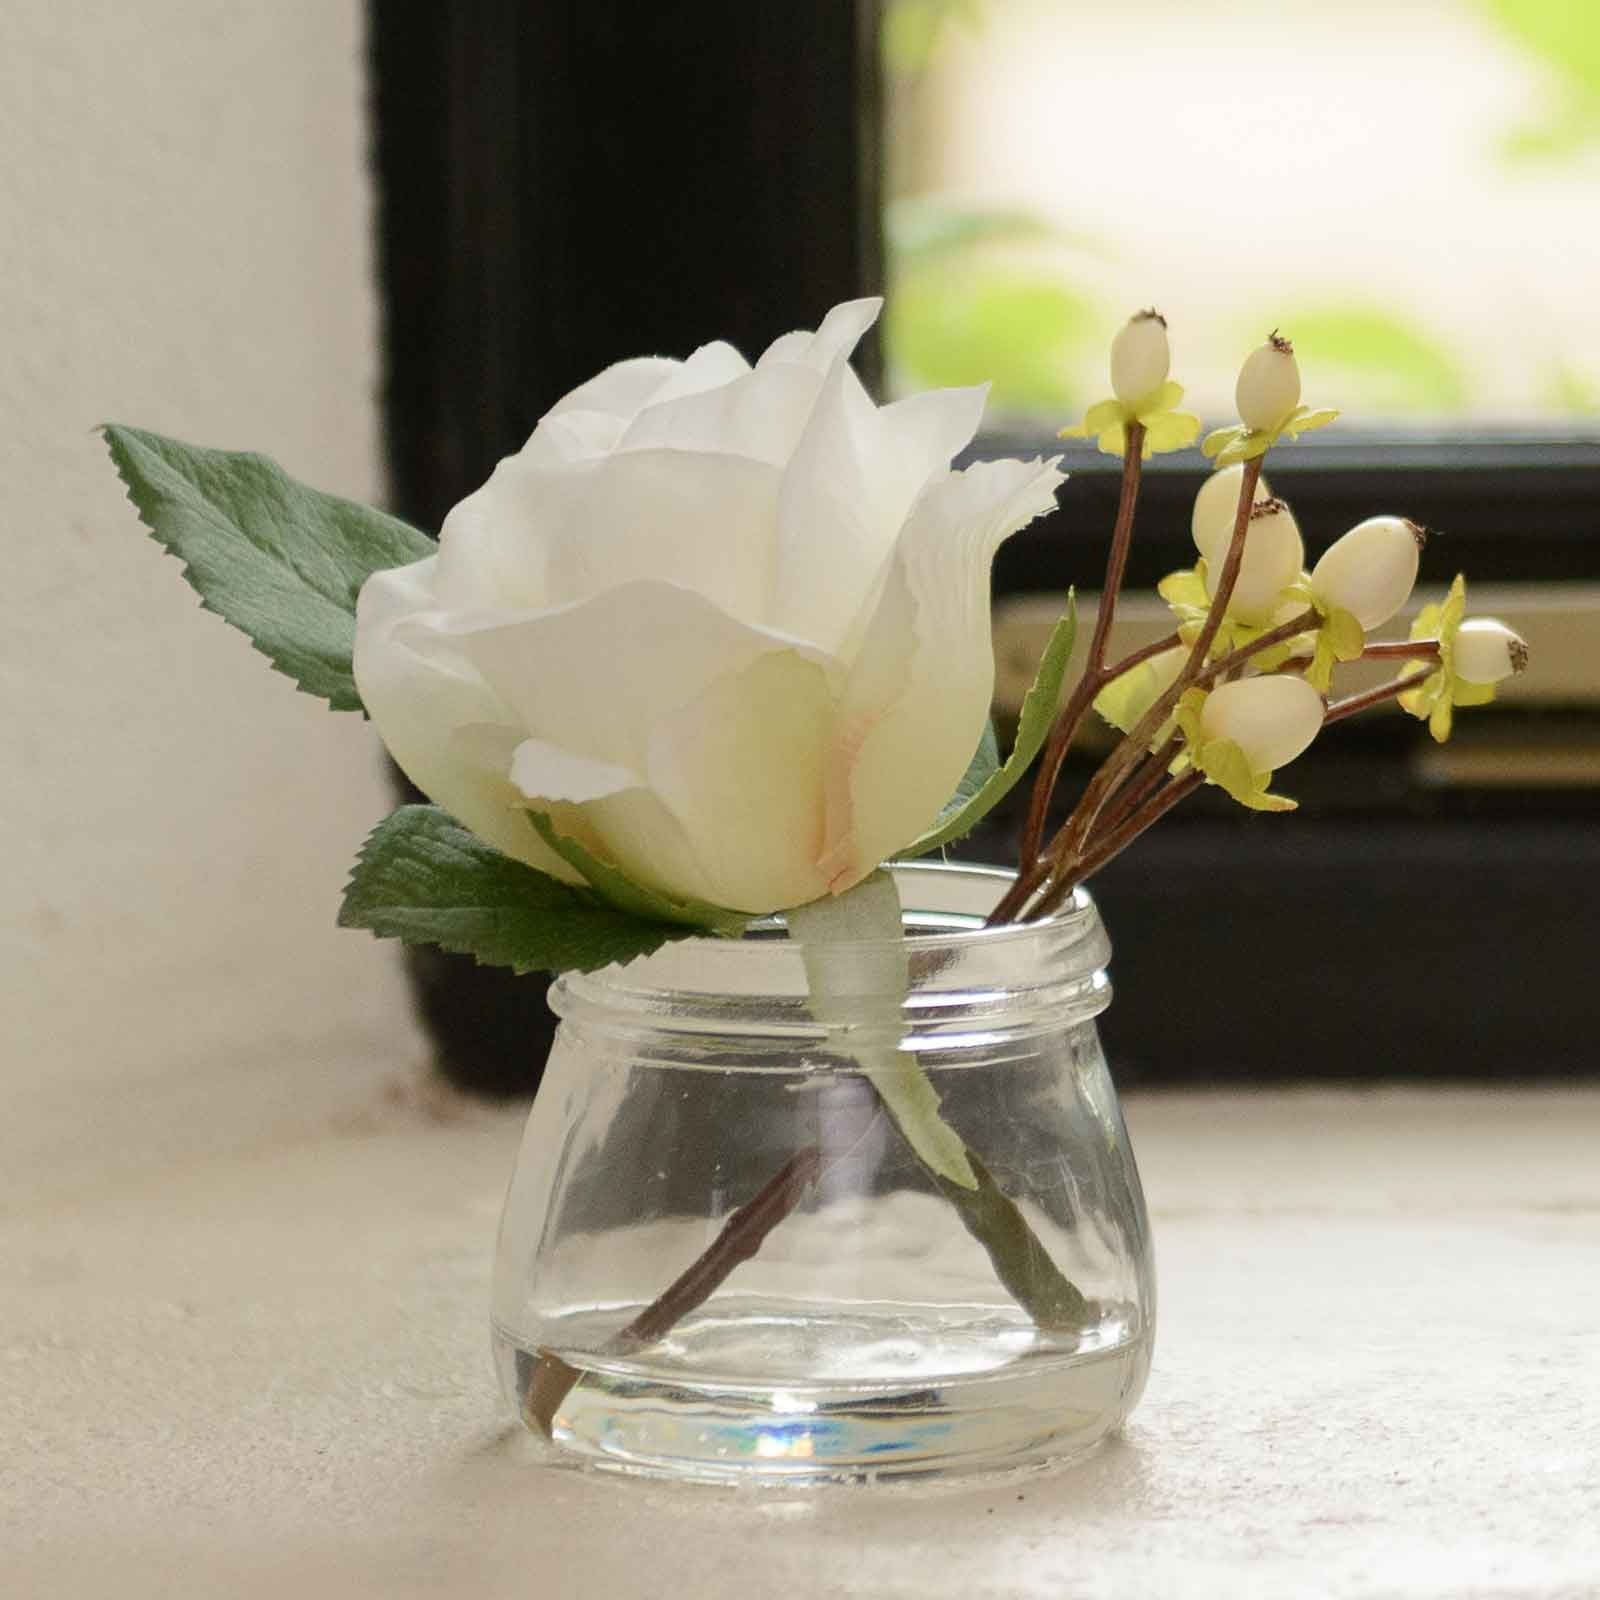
[773,361,988,656]
[436,446,782,622]
[758,297,883,373]
[542,447,782,619]
[509,739,641,806]
[818,457,1065,889]
[433,452,556,613]
[643,649,836,912]
[770,360,892,654]
[617,360,824,467]
[351,557,580,879]
[640,339,751,407]
[412,579,839,781]
[520,409,626,467]
[546,356,683,422]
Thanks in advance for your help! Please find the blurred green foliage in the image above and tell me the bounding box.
[1269,306,1469,414]
[889,196,1058,263]
[886,266,1097,413]
[1478,0,1600,159]
[883,0,985,78]
[886,196,1099,412]
[1543,363,1600,416]
[882,0,1600,421]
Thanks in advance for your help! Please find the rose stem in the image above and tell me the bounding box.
[523,1145,826,1435]
[928,1151,1091,1330]
[1017,456,1265,918]
[1322,667,1435,726]
[1016,421,1148,872]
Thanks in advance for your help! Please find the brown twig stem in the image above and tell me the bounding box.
[1193,607,1320,690]
[523,1145,825,1434]
[988,624,1182,925]
[1029,771,1204,920]
[1017,421,1147,870]
[1092,731,1183,839]
[1323,667,1434,726]
[1361,638,1440,663]
[1044,455,1265,881]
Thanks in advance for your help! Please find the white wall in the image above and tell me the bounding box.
[1,1,419,1202]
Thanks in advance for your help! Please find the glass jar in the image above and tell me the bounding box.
[492,862,1154,1485]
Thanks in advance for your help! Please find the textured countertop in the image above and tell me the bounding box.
[7,1083,1598,1598]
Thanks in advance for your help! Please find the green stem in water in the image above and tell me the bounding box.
[929,1153,1092,1330]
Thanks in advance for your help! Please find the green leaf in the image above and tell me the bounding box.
[1198,738,1296,813]
[1062,397,1127,438]
[526,812,749,935]
[898,596,1077,859]
[1201,424,1249,462]
[1095,650,1180,739]
[338,805,692,975]
[1284,406,1341,438]
[102,423,435,712]
[1142,409,1202,454]
[1326,607,1367,662]
[936,720,1002,817]
[1158,565,1209,614]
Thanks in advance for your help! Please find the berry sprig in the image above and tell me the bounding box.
[1059,310,1202,460]
[991,319,1529,925]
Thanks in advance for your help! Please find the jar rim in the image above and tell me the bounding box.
[742,861,1095,952]
[551,863,1111,1048]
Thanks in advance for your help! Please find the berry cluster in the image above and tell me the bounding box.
[995,317,1528,923]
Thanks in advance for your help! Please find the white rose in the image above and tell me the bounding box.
[353,299,1063,915]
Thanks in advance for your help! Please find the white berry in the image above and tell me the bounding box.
[1454,618,1528,685]
[1110,310,1171,408]
[1192,462,1274,560]
[1310,515,1424,630]
[1200,674,1324,772]
[1236,333,1301,431]
[1204,497,1305,624]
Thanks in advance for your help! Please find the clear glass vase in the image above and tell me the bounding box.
[492,862,1154,1485]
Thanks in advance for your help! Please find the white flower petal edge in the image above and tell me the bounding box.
[351,557,579,881]
[352,300,1064,918]
[818,455,1066,892]
[406,580,838,785]
[773,356,988,655]
[643,649,839,912]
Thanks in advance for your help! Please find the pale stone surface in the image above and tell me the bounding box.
[7,1085,1598,1597]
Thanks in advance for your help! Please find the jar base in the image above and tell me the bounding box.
[495,1304,1150,1486]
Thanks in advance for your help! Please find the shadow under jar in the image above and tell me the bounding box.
[492,862,1154,1485]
